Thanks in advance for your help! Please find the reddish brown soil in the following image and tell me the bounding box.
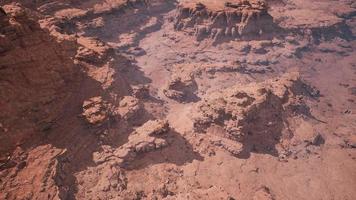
[0,0,355,199]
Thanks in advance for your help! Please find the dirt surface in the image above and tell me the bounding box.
[0,0,355,199]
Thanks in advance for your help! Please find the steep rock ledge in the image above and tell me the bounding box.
[192,72,321,158]
[0,4,79,154]
[174,0,278,42]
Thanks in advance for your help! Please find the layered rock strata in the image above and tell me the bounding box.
[175,0,278,42]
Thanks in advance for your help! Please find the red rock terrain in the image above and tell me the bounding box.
[0,0,355,199]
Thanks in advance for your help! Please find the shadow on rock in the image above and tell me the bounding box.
[235,94,286,159]
[123,129,204,170]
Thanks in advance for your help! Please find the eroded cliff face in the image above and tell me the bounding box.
[175,0,277,42]
[192,72,320,158]
[0,2,160,199]
[0,4,79,155]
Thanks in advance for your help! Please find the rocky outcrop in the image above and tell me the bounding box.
[74,161,128,200]
[91,0,149,15]
[0,0,147,14]
[0,4,79,154]
[72,119,170,199]
[93,120,170,166]
[121,119,170,156]
[192,72,320,157]
[132,84,150,99]
[115,96,144,122]
[163,72,198,103]
[0,145,66,200]
[175,0,278,42]
[82,96,115,126]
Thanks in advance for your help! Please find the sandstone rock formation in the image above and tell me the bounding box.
[0,4,78,154]
[1,145,66,200]
[163,71,198,103]
[116,96,144,123]
[82,96,114,126]
[76,119,170,199]
[93,119,170,166]
[192,72,320,157]
[0,0,355,199]
[175,0,278,42]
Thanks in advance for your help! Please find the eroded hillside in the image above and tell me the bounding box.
[0,0,355,199]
